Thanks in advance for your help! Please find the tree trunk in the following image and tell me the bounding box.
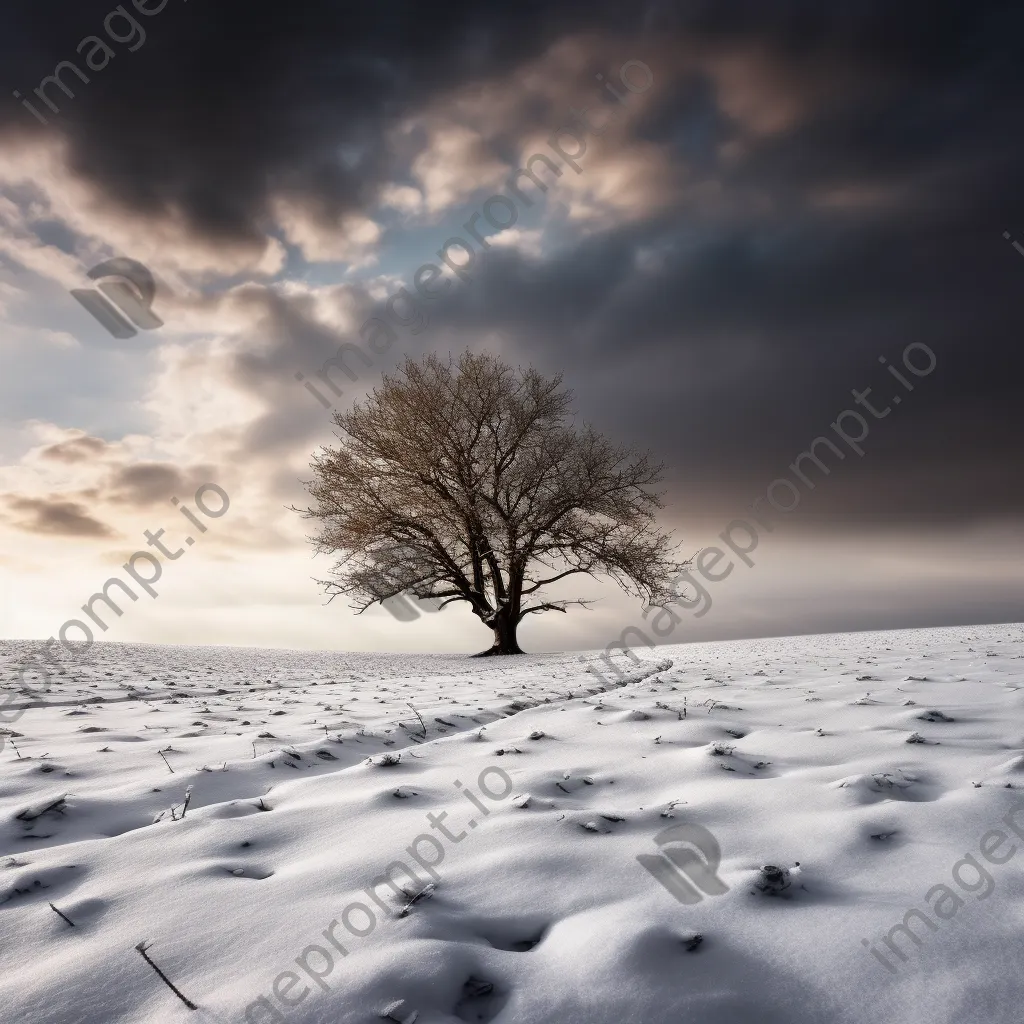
[473,608,524,656]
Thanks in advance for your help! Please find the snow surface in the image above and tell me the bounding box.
[1,623,1023,1024]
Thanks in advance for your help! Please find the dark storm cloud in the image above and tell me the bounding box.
[3,0,1022,256]
[280,0,1021,526]
[0,0,638,247]
[284,184,1024,526]
[6,0,1021,530]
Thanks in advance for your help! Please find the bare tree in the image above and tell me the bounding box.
[296,352,683,655]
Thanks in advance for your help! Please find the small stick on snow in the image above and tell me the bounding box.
[407,703,427,738]
[135,941,198,1011]
[48,902,75,927]
[158,750,174,774]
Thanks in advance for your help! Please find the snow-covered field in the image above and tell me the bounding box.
[1,622,1023,1024]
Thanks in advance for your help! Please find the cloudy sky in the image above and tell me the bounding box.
[0,0,1021,657]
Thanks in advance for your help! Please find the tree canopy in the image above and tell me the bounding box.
[297,351,682,654]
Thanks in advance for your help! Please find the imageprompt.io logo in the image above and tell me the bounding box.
[374,544,447,622]
[380,590,445,622]
[71,257,163,339]
[637,823,730,904]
